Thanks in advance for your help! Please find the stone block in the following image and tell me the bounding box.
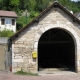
[12,53,15,59]
[27,67,35,70]
[12,59,23,62]
[38,31,43,35]
[12,62,17,67]
[15,54,21,56]
[14,48,18,53]
[34,42,38,49]
[14,55,22,59]
[28,70,38,73]
[77,60,80,67]
[77,67,80,71]
[77,39,80,47]
[33,48,37,51]
[23,54,31,59]
[78,55,80,60]
[17,63,24,67]
[77,48,80,55]
[44,26,51,31]
[39,28,45,33]
[18,38,27,41]
[14,44,25,48]
[35,34,40,41]
[12,67,21,72]
[24,63,29,67]
[17,41,24,44]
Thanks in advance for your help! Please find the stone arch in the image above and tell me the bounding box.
[34,26,79,51]
[34,25,80,72]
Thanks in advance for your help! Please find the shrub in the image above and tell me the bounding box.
[0,29,14,37]
[30,11,39,18]
[14,70,38,76]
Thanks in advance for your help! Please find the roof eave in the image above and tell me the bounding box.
[0,16,18,18]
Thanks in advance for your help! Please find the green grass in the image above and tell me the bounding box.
[14,71,39,76]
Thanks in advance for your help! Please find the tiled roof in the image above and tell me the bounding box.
[0,10,18,18]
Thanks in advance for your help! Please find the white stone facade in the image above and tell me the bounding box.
[0,17,16,32]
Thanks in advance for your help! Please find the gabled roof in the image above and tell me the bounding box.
[0,10,18,18]
[10,1,80,40]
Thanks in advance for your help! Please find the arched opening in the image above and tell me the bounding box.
[38,28,75,72]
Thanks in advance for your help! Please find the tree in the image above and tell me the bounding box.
[19,0,31,11]
[9,0,20,12]
[35,0,49,11]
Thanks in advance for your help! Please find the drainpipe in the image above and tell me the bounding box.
[8,39,12,72]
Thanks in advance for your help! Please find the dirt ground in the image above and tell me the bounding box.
[0,71,80,80]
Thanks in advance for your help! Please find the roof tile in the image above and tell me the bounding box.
[0,10,18,18]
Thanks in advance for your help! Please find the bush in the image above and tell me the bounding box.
[0,29,14,37]
[30,11,39,18]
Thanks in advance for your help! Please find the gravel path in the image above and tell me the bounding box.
[0,71,80,80]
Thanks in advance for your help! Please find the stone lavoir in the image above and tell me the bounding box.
[9,1,80,74]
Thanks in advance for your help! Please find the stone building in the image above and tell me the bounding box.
[10,1,80,73]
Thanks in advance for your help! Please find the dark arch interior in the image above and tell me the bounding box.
[38,28,75,72]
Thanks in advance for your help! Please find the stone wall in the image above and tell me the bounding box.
[12,7,80,73]
[0,38,10,71]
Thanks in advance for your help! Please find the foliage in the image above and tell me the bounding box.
[0,0,80,35]
[16,21,23,31]
[16,11,39,29]
[0,29,14,37]
[17,16,29,26]
[0,0,79,13]
[14,70,38,76]
[35,0,49,11]
[52,0,80,13]
[30,11,39,18]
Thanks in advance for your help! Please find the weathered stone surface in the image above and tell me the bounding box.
[77,67,80,71]
[12,67,21,72]
[14,44,25,48]
[12,59,24,62]
[17,62,24,67]
[12,62,17,67]
[14,55,22,59]
[22,54,31,59]
[14,48,19,53]
[34,42,38,49]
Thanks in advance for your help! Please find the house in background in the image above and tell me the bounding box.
[0,10,18,32]
[74,12,80,20]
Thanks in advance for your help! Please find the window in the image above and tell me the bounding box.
[12,19,15,25]
[5,19,11,24]
[1,19,5,25]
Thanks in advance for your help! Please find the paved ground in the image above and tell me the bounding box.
[0,71,80,80]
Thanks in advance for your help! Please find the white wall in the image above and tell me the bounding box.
[0,17,16,32]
